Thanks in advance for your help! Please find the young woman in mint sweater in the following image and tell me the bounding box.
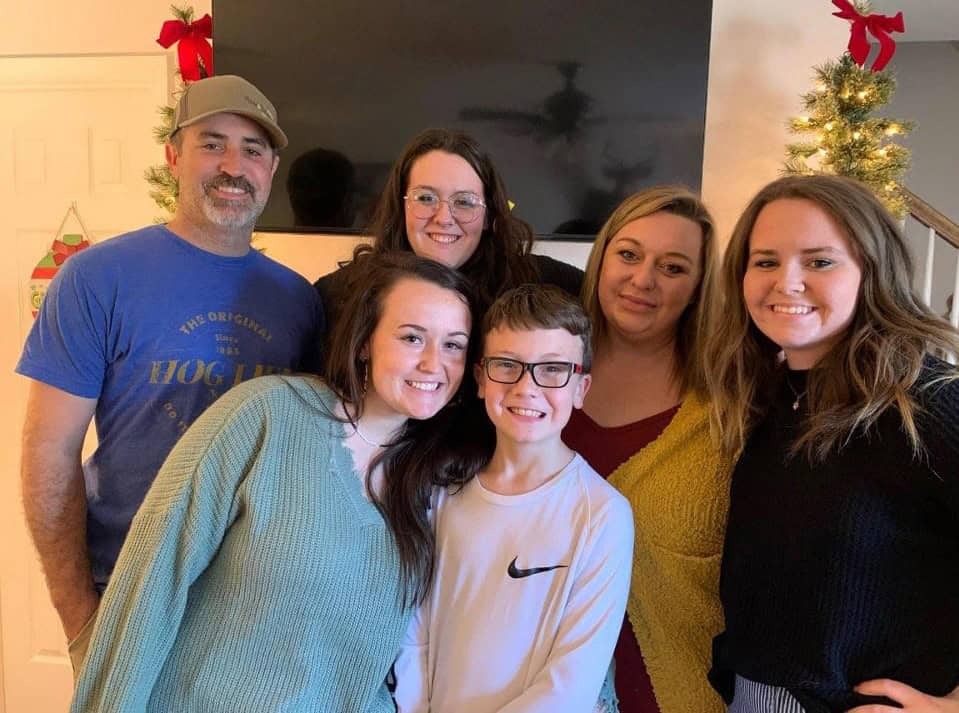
[71,253,479,712]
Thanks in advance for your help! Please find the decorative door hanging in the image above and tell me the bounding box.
[30,202,94,318]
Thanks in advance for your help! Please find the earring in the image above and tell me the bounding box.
[359,359,369,394]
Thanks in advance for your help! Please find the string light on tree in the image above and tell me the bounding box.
[784,0,914,217]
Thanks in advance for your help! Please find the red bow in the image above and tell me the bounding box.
[832,0,904,72]
[156,14,214,82]
[52,239,90,266]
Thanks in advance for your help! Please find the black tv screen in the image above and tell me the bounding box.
[214,0,713,239]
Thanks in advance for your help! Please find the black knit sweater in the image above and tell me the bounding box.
[711,359,959,712]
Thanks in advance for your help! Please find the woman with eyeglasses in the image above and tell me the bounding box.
[562,187,731,713]
[315,128,583,348]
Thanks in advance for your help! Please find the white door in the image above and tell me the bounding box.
[0,53,168,713]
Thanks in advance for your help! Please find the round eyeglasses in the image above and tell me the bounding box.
[404,188,486,224]
[480,357,585,389]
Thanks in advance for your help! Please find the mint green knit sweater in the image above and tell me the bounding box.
[71,375,410,712]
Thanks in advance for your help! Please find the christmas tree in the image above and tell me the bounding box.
[146,5,213,219]
[785,1,913,217]
[144,99,179,219]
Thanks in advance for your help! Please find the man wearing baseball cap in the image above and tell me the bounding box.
[16,75,323,674]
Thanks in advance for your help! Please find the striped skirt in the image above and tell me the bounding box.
[728,676,806,713]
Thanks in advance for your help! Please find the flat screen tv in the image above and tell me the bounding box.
[214,0,713,239]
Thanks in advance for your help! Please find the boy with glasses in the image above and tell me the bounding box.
[394,285,633,712]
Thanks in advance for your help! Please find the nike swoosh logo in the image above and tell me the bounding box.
[507,556,568,579]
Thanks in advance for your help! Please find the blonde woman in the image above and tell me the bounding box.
[563,186,731,713]
[705,175,959,713]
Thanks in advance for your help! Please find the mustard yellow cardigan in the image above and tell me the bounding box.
[608,391,732,713]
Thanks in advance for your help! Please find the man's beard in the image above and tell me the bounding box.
[187,174,267,230]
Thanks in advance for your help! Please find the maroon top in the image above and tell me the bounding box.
[563,405,680,713]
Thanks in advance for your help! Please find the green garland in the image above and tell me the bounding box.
[145,6,203,219]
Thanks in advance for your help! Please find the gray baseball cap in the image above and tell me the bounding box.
[171,75,288,150]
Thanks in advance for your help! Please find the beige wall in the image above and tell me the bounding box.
[702,0,847,244]
[1,1,212,55]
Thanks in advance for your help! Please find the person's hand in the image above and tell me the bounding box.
[62,588,99,641]
[848,679,959,712]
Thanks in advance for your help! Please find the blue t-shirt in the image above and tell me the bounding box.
[17,225,324,585]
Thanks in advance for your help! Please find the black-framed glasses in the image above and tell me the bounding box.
[404,188,486,224]
[480,357,584,388]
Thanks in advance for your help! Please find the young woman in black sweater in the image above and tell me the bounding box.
[704,175,959,713]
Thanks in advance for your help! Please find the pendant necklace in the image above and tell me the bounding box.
[785,377,806,412]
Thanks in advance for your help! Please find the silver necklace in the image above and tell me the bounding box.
[785,377,806,412]
[352,422,388,448]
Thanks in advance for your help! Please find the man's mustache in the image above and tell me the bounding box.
[205,174,255,198]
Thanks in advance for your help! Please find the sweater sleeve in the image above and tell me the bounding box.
[70,380,272,712]
[392,602,431,713]
[314,261,360,374]
[496,493,634,713]
[531,254,585,299]
[393,488,439,713]
[297,284,327,376]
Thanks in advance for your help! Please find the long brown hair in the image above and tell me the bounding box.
[580,185,717,394]
[324,252,483,604]
[355,128,539,313]
[705,174,959,462]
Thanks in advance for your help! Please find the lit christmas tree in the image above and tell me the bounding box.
[785,1,913,217]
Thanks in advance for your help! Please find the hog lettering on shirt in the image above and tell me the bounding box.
[149,360,291,387]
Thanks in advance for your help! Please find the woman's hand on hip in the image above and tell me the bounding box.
[848,679,959,712]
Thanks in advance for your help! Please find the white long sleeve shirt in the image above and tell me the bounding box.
[394,454,634,713]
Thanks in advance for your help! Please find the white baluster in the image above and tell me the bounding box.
[951,251,959,330]
[949,251,959,365]
[922,226,936,307]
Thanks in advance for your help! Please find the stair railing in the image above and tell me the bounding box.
[902,186,959,329]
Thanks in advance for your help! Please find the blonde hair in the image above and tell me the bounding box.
[581,185,717,394]
[705,174,959,461]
